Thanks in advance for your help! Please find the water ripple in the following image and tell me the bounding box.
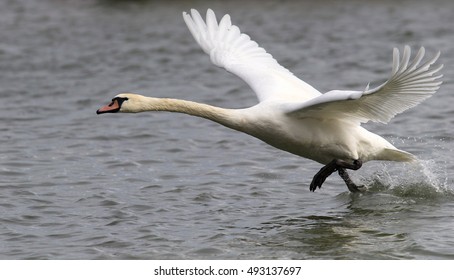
[1,0,453,260]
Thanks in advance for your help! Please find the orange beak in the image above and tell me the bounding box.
[97,99,121,114]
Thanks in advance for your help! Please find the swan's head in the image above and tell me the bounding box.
[96,93,144,114]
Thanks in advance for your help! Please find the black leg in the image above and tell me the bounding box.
[309,160,338,192]
[310,159,363,192]
[338,168,365,193]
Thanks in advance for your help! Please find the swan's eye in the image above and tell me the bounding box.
[112,97,129,106]
[114,97,128,101]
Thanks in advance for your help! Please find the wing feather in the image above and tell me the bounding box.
[287,46,443,124]
[182,9,321,102]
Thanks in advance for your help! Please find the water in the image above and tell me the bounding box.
[1,0,454,259]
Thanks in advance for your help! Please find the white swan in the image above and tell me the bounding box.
[97,9,443,192]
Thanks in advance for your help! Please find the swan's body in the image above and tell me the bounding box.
[97,9,443,192]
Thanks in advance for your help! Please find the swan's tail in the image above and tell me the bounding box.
[380,148,417,162]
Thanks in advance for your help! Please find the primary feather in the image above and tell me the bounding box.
[182,9,322,102]
[287,46,443,124]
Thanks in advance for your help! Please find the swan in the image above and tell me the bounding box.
[97,9,443,193]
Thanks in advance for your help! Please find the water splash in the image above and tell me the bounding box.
[359,160,453,200]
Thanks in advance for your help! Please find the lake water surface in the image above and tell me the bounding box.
[1,0,454,259]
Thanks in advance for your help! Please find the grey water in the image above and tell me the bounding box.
[1,0,454,259]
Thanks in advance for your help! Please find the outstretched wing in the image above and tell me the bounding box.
[182,9,321,103]
[286,46,443,124]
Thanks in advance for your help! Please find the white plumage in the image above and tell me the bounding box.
[182,9,442,124]
[288,46,442,124]
[98,9,443,192]
[183,9,322,103]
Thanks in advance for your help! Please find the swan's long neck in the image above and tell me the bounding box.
[129,96,247,131]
